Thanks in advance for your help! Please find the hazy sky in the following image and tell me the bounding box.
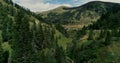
[12,0,120,12]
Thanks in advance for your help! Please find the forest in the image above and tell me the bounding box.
[0,0,120,63]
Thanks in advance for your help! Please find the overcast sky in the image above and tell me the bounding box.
[12,0,120,12]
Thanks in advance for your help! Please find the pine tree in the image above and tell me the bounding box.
[0,32,4,63]
[55,46,66,63]
[1,16,13,42]
[32,21,44,51]
[98,30,105,39]
[1,16,8,42]
[104,31,111,45]
[88,30,94,40]
[10,11,33,63]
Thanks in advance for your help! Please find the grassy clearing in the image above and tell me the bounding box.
[55,30,72,49]
[2,42,11,52]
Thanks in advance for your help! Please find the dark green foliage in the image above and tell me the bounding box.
[39,49,56,63]
[87,30,94,40]
[67,40,97,63]
[10,11,34,63]
[97,30,105,39]
[111,29,120,37]
[2,51,9,63]
[1,0,120,63]
[88,6,120,30]
[0,1,66,62]
[67,37,115,63]
[55,46,66,63]
[42,26,56,49]
[31,21,44,50]
[55,24,69,37]
[66,40,77,61]
[1,16,13,42]
[76,28,86,39]
[66,29,118,63]
[104,31,111,45]
[0,39,4,63]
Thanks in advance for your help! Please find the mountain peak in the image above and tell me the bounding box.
[87,1,104,3]
[55,6,70,9]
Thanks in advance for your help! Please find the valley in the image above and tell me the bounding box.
[0,0,120,63]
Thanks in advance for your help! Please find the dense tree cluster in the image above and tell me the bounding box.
[66,29,120,63]
[65,5,120,63]
[55,24,69,37]
[0,0,67,63]
[87,6,120,30]
[0,0,120,63]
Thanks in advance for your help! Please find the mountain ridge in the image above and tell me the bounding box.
[38,1,120,29]
[38,1,120,13]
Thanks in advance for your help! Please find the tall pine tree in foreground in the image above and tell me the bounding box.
[10,10,34,63]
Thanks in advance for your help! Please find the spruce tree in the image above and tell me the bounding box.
[31,21,44,51]
[104,31,111,45]
[88,30,94,40]
[0,32,4,63]
[55,46,66,63]
[10,11,33,63]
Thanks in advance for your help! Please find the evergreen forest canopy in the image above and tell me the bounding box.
[0,0,120,63]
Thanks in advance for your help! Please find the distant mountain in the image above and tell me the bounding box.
[38,1,120,29]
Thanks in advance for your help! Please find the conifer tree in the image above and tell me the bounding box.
[55,46,66,63]
[88,30,94,40]
[32,21,44,50]
[0,33,4,63]
[10,11,33,63]
[104,31,111,45]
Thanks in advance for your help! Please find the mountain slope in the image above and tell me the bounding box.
[67,6,120,62]
[0,0,72,63]
[38,1,120,29]
[0,0,120,63]
[87,6,120,29]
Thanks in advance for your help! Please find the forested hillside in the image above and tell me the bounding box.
[38,1,120,29]
[65,4,120,63]
[0,0,120,63]
[0,0,69,63]
[87,6,120,29]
